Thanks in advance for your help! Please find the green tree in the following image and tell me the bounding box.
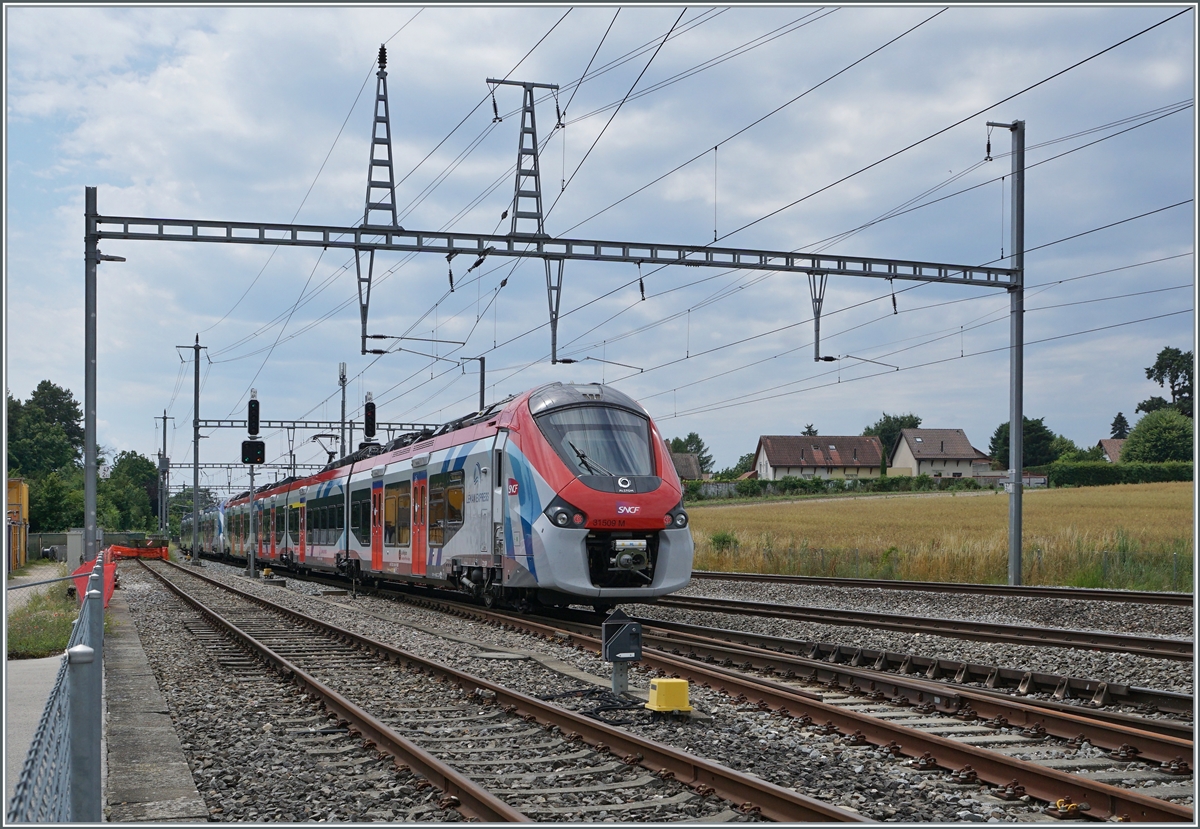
[801,424,818,436]
[989,417,1057,467]
[713,451,755,481]
[669,432,714,473]
[27,380,85,457]
[28,471,73,532]
[1049,435,1079,461]
[1140,346,1193,418]
[1110,412,1130,439]
[7,392,77,478]
[862,412,922,458]
[1122,409,1193,463]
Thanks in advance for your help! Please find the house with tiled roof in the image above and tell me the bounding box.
[753,435,885,481]
[1097,438,1126,463]
[889,429,991,479]
[670,452,704,481]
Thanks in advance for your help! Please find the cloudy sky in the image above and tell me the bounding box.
[4,4,1195,491]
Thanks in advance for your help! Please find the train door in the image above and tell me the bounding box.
[298,493,306,564]
[370,479,383,571]
[411,471,427,576]
[269,504,277,560]
[257,501,266,561]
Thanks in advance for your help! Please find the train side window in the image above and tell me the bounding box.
[275,508,285,543]
[447,483,464,525]
[336,503,345,541]
[383,485,397,546]
[288,505,299,544]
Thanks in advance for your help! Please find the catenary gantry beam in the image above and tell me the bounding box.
[196,419,442,433]
[93,215,1017,288]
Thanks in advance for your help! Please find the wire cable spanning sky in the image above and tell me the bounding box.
[4,5,1194,485]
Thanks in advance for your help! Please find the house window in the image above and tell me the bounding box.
[952,473,962,478]
[934,472,942,478]
[914,437,923,442]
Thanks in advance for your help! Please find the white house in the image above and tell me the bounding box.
[753,435,884,480]
[889,429,991,478]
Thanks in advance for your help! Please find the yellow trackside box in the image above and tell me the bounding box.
[645,678,691,712]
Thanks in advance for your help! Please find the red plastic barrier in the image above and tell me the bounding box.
[109,544,168,560]
[71,551,117,608]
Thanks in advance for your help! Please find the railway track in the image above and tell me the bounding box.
[138,560,864,823]
[630,615,1195,723]
[653,594,1194,661]
[223,561,1194,715]
[390,592,1194,822]
[691,571,1195,606]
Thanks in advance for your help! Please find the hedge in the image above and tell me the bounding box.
[1048,460,1193,488]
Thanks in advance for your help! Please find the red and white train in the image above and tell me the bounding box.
[181,383,693,610]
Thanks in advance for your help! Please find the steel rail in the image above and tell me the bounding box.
[690,570,1195,607]
[399,595,1195,823]
[147,561,866,823]
[628,624,1194,763]
[655,595,1194,661]
[139,561,529,823]
[633,615,1195,724]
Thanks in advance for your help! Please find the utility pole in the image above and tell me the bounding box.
[157,410,174,533]
[339,362,348,457]
[989,120,1025,585]
[83,187,124,562]
[177,334,207,565]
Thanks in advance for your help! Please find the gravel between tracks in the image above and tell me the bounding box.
[677,579,1195,638]
[175,561,1150,822]
[653,579,1194,696]
[120,568,464,823]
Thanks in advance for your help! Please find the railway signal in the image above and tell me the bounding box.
[363,393,376,441]
[242,390,266,465]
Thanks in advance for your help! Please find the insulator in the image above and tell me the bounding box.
[639,278,645,301]
[378,45,387,71]
[448,267,454,292]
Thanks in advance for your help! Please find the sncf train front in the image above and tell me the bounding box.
[490,382,693,608]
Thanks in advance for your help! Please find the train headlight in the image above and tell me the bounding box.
[544,495,587,529]
[666,501,688,528]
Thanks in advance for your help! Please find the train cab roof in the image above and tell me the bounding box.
[526,383,646,417]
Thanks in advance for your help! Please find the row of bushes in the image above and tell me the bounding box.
[684,473,988,501]
[1047,460,1193,487]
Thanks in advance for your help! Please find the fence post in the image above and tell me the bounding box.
[68,641,101,822]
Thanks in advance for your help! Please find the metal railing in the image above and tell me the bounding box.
[6,553,106,823]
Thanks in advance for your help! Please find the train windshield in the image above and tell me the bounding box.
[535,406,653,477]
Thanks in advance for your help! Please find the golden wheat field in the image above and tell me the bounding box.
[688,482,1194,589]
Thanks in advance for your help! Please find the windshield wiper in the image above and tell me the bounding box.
[568,440,615,477]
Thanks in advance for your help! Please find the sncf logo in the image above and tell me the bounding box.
[507,479,520,496]
[616,503,641,515]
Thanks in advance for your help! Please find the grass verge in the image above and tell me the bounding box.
[7,585,80,659]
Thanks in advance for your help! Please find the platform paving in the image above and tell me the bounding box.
[104,584,208,822]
